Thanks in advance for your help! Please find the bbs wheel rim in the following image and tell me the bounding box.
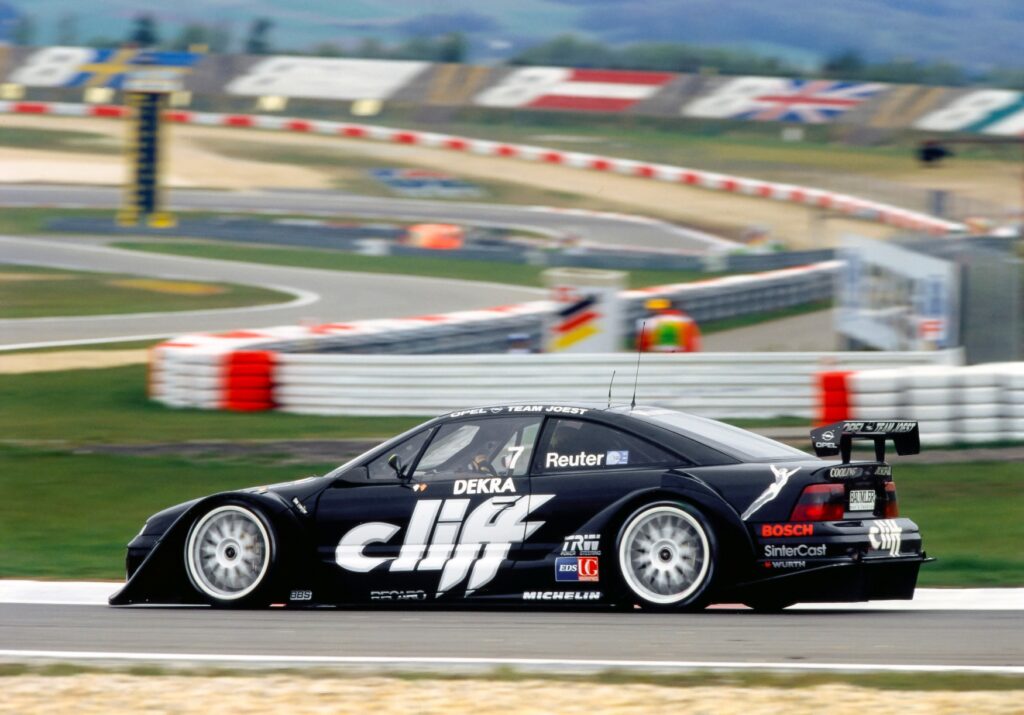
[186,505,271,601]
[619,505,710,605]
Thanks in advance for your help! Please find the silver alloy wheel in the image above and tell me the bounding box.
[618,504,711,605]
[185,505,271,602]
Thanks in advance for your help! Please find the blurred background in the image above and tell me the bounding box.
[0,0,1021,710]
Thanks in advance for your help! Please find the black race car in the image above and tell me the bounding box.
[110,405,929,611]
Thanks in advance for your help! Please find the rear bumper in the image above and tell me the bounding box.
[732,555,930,604]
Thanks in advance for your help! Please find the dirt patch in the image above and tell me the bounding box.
[0,674,1018,715]
[0,114,898,248]
[0,350,148,374]
[106,278,226,296]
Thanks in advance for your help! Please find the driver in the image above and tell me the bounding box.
[464,421,513,476]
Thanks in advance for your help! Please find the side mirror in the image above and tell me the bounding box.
[387,454,406,481]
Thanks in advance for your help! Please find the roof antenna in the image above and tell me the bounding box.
[606,370,616,408]
[630,321,644,410]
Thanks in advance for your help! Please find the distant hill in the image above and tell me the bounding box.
[6,0,1024,70]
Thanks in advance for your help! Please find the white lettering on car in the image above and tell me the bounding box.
[869,519,903,557]
[453,477,516,495]
[336,495,553,596]
[335,522,401,572]
[544,452,606,470]
[522,591,601,600]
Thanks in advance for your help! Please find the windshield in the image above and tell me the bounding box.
[632,408,811,462]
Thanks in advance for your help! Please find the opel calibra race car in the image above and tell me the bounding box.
[110,405,930,611]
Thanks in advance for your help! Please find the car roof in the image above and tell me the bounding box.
[439,403,810,463]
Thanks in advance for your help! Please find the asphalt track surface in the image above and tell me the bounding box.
[0,234,544,348]
[1,602,1021,673]
[0,184,733,253]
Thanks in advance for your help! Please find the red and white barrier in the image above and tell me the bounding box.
[0,100,962,235]
[816,362,1024,445]
[148,302,553,410]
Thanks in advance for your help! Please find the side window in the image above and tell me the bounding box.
[414,416,543,481]
[535,418,676,474]
[366,429,431,481]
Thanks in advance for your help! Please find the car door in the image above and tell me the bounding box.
[314,427,435,602]
[522,417,682,583]
[316,414,544,602]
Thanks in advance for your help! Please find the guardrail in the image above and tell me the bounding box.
[818,363,1024,445]
[0,100,962,235]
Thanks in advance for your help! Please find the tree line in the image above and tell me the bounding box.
[10,12,466,62]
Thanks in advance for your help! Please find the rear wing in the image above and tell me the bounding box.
[810,421,920,464]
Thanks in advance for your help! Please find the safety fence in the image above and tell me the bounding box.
[150,262,839,404]
[5,46,1024,137]
[818,363,1024,445]
[0,100,960,235]
[153,349,958,418]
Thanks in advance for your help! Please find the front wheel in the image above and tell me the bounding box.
[184,503,276,607]
[616,502,716,611]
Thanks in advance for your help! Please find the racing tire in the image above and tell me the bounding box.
[616,502,717,611]
[184,503,278,608]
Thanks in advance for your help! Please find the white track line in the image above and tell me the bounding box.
[0,649,1020,675]
[0,334,176,351]
[1,581,1021,610]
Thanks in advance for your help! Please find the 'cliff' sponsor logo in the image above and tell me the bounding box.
[869,519,903,557]
[336,495,553,597]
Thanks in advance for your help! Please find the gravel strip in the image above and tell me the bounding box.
[1,675,1021,715]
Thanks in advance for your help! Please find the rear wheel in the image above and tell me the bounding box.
[184,504,276,607]
[617,502,716,611]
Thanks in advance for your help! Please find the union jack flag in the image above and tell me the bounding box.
[685,77,886,124]
[739,80,884,123]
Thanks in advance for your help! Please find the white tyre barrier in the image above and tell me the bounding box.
[818,360,1024,446]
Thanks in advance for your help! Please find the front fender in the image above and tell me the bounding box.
[108,491,311,606]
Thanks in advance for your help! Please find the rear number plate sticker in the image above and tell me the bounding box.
[849,489,876,512]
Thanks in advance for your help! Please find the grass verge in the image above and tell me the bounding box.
[0,126,119,155]
[113,240,724,289]
[0,365,421,444]
[0,264,290,318]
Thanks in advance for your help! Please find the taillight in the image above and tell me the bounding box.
[883,481,899,518]
[790,483,845,521]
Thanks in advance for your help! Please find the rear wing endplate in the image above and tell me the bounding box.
[810,421,920,464]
